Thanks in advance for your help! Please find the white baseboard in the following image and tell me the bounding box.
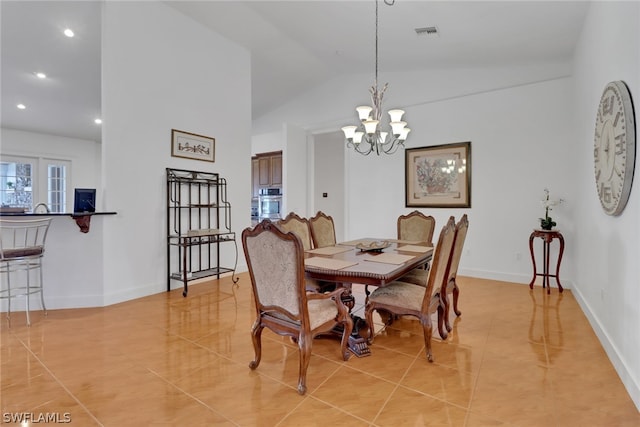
[570,284,640,412]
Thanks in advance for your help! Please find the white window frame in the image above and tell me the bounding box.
[42,159,71,213]
[0,155,72,213]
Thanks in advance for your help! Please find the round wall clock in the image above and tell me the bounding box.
[594,80,636,216]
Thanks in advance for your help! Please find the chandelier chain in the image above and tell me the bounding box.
[375,0,378,88]
[341,0,409,155]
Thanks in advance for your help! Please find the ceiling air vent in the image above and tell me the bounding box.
[415,26,439,37]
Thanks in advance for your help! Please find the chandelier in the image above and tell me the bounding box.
[342,0,410,156]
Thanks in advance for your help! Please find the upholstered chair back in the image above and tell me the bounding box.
[278,212,313,250]
[397,211,436,246]
[243,219,306,320]
[309,211,336,248]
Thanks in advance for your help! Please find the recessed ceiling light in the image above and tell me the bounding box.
[35,72,47,79]
[64,28,74,38]
[17,104,26,110]
[94,118,102,125]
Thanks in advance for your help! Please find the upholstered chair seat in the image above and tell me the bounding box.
[365,217,456,361]
[242,219,353,395]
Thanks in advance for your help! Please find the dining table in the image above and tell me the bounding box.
[303,238,434,356]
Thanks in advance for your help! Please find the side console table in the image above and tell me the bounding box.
[528,229,564,294]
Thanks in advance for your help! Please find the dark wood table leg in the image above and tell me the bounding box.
[329,283,371,357]
[555,233,564,293]
[528,232,537,289]
[544,237,550,294]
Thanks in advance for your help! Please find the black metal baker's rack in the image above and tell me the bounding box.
[166,168,238,296]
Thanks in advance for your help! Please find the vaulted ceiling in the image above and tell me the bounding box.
[1,1,589,142]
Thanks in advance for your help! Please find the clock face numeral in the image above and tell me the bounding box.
[593,81,636,216]
[600,183,612,204]
[613,111,621,127]
[615,134,626,154]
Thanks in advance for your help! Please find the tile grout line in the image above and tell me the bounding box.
[12,330,105,427]
[462,312,491,426]
[146,368,241,426]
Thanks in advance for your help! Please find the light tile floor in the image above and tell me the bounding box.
[1,275,639,426]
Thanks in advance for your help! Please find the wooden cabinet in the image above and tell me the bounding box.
[258,156,271,186]
[270,155,282,186]
[254,151,282,188]
[252,157,260,198]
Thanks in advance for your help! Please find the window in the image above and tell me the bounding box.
[0,158,34,210]
[0,156,70,213]
[47,162,68,213]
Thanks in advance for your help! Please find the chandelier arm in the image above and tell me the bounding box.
[381,140,404,155]
[342,0,408,156]
[347,139,374,156]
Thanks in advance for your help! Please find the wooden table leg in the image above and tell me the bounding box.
[544,238,550,294]
[528,232,537,289]
[555,233,564,293]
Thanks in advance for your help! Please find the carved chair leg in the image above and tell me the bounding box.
[442,292,453,334]
[249,320,263,370]
[452,282,462,316]
[421,316,434,363]
[437,303,449,340]
[297,335,312,395]
[364,304,375,345]
[340,315,354,361]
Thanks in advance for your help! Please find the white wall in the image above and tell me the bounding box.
[312,131,345,242]
[0,128,101,208]
[571,1,640,410]
[254,1,640,410]
[257,66,576,286]
[100,1,251,303]
[283,123,307,217]
[0,128,105,309]
[251,131,282,156]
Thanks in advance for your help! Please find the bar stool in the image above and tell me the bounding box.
[0,218,52,326]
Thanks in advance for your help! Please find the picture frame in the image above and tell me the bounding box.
[405,141,471,208]
[171,129,215,162]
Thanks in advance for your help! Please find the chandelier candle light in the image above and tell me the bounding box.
[342,0,410,156]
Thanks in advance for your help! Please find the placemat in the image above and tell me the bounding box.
[395,245,433,253]
[364,253,415,265]
[388,239,424,244]
[306,246,352,256]
[338,238,378,246]
[304,257,358,270]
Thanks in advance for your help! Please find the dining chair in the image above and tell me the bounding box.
[398,210,436,272]
[442,214,469,334]
[277,212,330,293]
[364,216,456,361]
[398,215,468,337]
[309,211,336,248]
[242,219,353,395]
[397,210,436,246]
[277,212,314,250]
[0,218,52,326]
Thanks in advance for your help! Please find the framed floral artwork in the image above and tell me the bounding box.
[171,129,215,162]
[405,141,471,208]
